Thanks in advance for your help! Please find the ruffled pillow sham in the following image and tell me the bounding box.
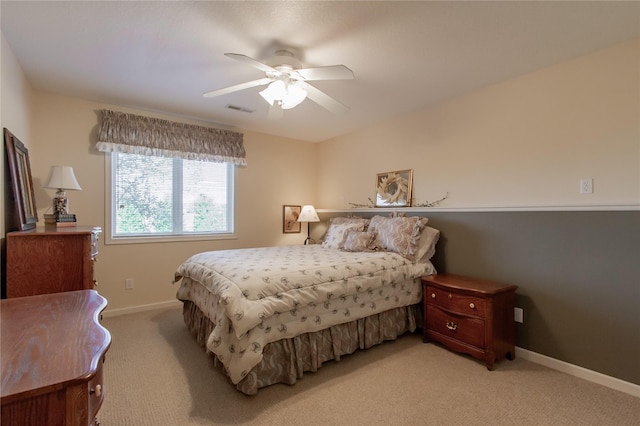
[321,222,366,249]
[339,230,376,252]
[368,215,428,261]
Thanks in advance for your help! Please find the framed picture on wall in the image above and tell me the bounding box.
[283,205,301,233]
[375,169,413,207]
[4,128,38,231]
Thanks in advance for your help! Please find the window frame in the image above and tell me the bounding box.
[103,153,237,245]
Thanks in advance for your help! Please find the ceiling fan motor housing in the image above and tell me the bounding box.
[266,49,303,70]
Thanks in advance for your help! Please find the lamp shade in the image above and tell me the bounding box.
[297,205,319,223]
[44,166,82,191]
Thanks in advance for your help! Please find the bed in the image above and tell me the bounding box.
[174,215,439,394]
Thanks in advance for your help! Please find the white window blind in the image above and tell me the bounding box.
[111,153,233,237]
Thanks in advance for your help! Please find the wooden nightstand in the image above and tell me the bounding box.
[422,274,517,370]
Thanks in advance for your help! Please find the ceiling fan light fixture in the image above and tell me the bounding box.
[281,81,307,109]
[259,80,285,106]
[259,80,307,109]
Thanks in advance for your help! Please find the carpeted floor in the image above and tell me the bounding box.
[99,306,640,425]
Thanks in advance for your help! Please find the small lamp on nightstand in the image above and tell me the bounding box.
[44,165,82,216]
[297,205,320,245]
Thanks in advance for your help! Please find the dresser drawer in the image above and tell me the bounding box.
[88,359,106,420]
[425,285,485,317]
[427,305,485,349]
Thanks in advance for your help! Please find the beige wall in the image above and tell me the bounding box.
[36,95,317,311]
[5,87,316,311]
[1,33,36,239]
[0,34,33,145]
[317,38,640,210]
[3,36,639,312]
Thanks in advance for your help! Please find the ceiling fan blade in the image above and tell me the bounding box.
[304,83,350,114]
[224,53,279,74]
[203,77,272,98]
[294,65,354,81]
[267,103,284,120]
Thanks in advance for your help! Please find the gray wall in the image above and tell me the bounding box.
[318,210,640,385]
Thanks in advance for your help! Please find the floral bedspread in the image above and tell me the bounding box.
[174,244,435,383]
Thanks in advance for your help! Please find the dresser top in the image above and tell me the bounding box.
[423,273,517,295]
[7,226,102,236]
[0,290,111,403]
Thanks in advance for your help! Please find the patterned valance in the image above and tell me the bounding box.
[96,110,246,166]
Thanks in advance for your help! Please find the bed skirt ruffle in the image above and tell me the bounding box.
[181,300,422,395]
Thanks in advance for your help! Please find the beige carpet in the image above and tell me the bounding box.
[100,306,640,425]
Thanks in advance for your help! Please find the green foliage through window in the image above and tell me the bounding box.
[112,152,233,236]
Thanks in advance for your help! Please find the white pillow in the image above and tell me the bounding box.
[415,226,440,262]
[321,222,365,249]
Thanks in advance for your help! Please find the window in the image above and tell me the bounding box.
[110,152,234,239]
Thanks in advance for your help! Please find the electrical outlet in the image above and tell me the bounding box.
[514,307,524,323]
[580,178,593,194]
[125,278,134,289]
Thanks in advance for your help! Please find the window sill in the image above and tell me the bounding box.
[104,233,237,245]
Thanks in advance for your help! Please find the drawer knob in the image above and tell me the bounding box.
[91,384,102,397]
[469,303,475,309]
[446,321,458,331]
[448,294,452,299]
[431,293,436,299]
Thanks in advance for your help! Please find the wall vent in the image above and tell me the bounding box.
[225,105,254,113]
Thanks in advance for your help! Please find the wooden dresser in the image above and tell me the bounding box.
[1,290,111,426]
[422,274,517,370]
[6,227,101,298]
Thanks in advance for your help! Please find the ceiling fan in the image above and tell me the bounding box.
[203,50,354,119]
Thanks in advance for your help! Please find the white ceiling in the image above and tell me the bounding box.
[2,1,639,142]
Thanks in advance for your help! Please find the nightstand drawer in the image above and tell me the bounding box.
[427,305,485,348]
[426,285,485,317]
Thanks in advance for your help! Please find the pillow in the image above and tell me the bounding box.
[415,226,440,262]
[339,230,375,252]
[368,215,428,260]
[389,211,407,218]
[329,216,370,229]
[321,222,365,249]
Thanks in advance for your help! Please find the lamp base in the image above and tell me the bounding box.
[304,225,312,245]
[52,190,69,215]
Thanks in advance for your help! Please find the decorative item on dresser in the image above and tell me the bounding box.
[3,128,38,231]
[422,273,518,370]
[43,165,83,216]
[1,290,111,426]
[5,227,101,298]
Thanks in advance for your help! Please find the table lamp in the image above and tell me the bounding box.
[44,165,82,215]
[297,205,320,245]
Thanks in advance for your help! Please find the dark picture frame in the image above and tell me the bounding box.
[4,128,38,231]
[375,169,413,207]
[283,205,301,233]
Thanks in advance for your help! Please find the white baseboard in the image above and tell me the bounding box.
[101,299,182,318]
[516,347,640,398]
